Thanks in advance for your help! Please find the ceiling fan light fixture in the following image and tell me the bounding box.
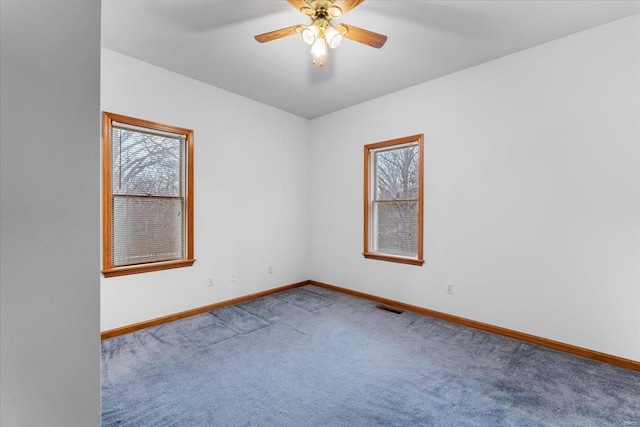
[301,24,318,45]
[310,37,328,68]
[324,25,342,49]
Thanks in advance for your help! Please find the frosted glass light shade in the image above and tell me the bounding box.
[301,25,318,45]
[310,38,328,67]
[324,26,342,49]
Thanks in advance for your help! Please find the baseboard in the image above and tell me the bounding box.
[100,281,309,340]
[309,280,640,372]
[101,278,640,372]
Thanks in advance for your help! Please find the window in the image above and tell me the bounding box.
[364,134,424,266]
[102,112,195,277]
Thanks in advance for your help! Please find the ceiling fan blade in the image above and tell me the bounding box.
[332,0,364,15]
[337,24,387,48]
[287,0,311,13]
[254,25,302,43]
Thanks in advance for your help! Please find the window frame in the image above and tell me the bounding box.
[363,134,424,266]
[102,112,195,277]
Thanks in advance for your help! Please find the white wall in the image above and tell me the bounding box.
[0,1,101,425]
[309,15,640,361]
[100,49,310,331]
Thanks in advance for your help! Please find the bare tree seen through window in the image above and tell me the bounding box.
[111,127,184,266]
[373,144,419,257]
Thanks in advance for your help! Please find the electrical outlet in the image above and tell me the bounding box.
[230,271,236,282]
[268,265,273,274]
[446,282,454,294]
[207,275,214,287]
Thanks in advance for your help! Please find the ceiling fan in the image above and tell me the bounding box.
[254,0,387,68]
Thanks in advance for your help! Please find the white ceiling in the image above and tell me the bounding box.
[101,0,639,119]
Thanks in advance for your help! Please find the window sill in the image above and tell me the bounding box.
[102,259,196,278]
[363,252,424,266]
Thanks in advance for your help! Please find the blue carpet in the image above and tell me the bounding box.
[101,285,640,426]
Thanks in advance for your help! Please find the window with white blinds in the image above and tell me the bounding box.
[102,112,195,277]
[364,135,424,266]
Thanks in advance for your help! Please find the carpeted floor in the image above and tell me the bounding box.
[101,285,640,426]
